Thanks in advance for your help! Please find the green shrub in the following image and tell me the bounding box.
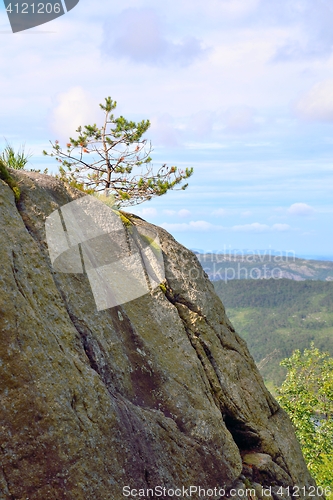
[277,344,333,489]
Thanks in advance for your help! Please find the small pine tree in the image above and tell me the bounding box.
[44,97,193,206]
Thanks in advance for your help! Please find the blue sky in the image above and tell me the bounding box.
[1,0,333,258]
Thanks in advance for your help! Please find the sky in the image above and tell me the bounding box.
[1,0,333,258]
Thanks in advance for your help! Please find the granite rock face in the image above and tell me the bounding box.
[0,171,317,499]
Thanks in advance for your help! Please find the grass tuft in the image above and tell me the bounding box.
[1,141,31,170]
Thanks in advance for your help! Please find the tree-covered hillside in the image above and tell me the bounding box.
[213,279,333,390]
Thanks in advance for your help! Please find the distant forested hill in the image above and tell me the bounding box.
[196,253,333,281]
[213,279,333,391]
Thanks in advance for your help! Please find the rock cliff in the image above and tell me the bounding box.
[0,171,318,499]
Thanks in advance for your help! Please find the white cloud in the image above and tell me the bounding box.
[140,207,158,217]
[287,203,315,216]
[162,209,191,217]
[232,222,270,232]
[212,208,227,216]
[178,209,191,217]
[271,223,290,231]
[188,220,213,230]
[184,110,216,139]
[294,80,333,122]
[161,220,217,231]
[212,0,260,18]
[150,105,259,146]
[163,220,291,234]
[302,231,315,236]
[149,113,182,147]
[270,1,333,61]
[232,222,291,232]
[102,8,209,67]
[48,87,100,141]
[172,0,260,22]
[224,106,256,133]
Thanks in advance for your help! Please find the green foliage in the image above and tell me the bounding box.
[214,278,333,309]
[44,96,193,207]
[57,167,95,194]
[213,279,333,387]
[276,345,333,488]
[0,158,20,201]
[1,141,31,170]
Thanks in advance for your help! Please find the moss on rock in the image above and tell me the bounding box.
[0,159,20,201]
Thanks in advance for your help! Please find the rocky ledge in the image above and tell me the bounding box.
[0,171,318,499]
